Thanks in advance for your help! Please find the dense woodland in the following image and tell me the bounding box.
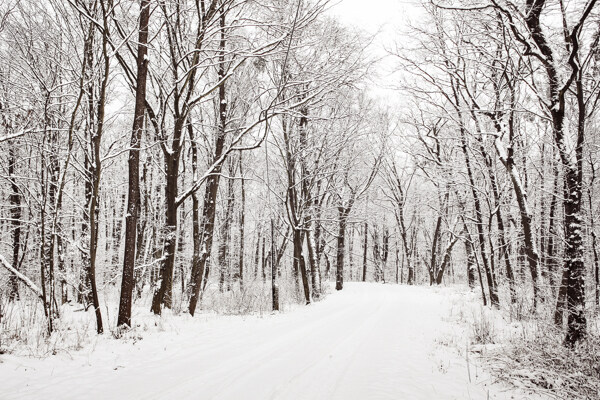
[0,0,599,369]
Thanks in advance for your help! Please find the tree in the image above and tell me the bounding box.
[117,0,150,328]
[489,0,597,346]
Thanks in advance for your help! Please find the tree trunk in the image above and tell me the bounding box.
[40,97,59,335]
[429,215,442,286]
[459,127,499,307]
[117,0,150,328]
[8,143,21,301]
[521,0,589,345]
[187,164,224,316]
[546,168,560,298]
[306,226,320,298]
[188,122,202,302]
[253,226,261,279]
[294,228,311,303]
[336,208,348,291]
[87,10,110,333]
[348,225,354,281]
[481,137,516,304]
[435,237,459,285]
[187,8,229,316]
[218,160,236,292]
[381,227,389,283]
[238,153,246,290]
[462,223,476,289]
[466,239,476,288]
[408,219,418,285]
[261,236,266,283]
[150,152,179,313]
[563,168,586,345]
[271,219,279,311]
[554,265,569,327]
[362,222,368,282]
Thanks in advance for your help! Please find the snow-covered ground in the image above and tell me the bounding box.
[1,283,543,399]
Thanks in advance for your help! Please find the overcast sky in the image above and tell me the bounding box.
[328,0,422,36]
[326,0,425,102]
[329,0,399,32]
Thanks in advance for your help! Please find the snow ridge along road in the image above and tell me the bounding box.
[2,283,536,399]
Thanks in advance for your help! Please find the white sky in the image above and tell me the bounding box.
[327,0,422,36]
[326,0,425,103]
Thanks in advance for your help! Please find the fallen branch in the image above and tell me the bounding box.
[0,254,43,299]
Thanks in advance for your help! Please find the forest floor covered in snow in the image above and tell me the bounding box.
[1,283,548,399]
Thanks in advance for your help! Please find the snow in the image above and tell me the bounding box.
[1,283,543,399]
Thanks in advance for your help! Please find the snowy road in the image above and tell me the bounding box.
[2,283,533,399]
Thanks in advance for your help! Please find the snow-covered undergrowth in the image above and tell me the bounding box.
[0,278,324,357]
[447,288,600,399]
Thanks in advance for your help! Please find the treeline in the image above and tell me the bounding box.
[1,0,599,351]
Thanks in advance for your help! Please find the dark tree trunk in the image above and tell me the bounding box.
[348,225,355,281]
[546,168,560,297]
[271,219,279,311]
[474,121,517,304]
[587,165,599,309]
[458,126,499,307]
[187,156,225,316]
[381,228,389,283]
[294,228,311,303]
[592,231,599,309]
[238,153,245,289]
[187,8,229,316]
[362,222,368,282]
[80,22,95,305]
[554,266,569,327]
[188,122,202,302]
[460,203,487,305]
[135,153,150,270]
[218,160,236,292]
[522,0,589,346]
[40,97,60,334]
[117,0,150,328]
[563,169,586,345]
[395,236,400,284]
[502,159,540,308]
[150,151,180,313]
[429,215,442,286]
[372,228,381,282]
[87,8,110,333]
[253,226,261,279]
[8,143,21,301]
[261,236,266,283]
[110,194,126,269]
[408,218,418,285]
[336,208,349,291]
[435,237,459,285]
[186,168,219,306]
[490,166,517,304]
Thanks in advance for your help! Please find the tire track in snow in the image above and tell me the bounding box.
[265,289,387,400]
[147,291,363,399]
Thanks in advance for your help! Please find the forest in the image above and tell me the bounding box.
[0,0,599,398]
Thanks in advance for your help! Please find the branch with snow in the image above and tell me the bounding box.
[0,254,43,299]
